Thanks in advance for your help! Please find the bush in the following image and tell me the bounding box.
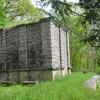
[96,67,100,74]
[83,68,89,73]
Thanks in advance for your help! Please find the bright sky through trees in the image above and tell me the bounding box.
[31,0,79,12]
[67,0,79,2]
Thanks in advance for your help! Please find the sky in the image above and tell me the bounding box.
[31,0,79,12]
[31,0,79,6]
[31,0,79,4]
[67,0,79,2]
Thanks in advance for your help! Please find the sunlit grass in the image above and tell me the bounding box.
[0,72,100,100]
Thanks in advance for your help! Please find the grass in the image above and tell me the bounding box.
[0,72,100,100]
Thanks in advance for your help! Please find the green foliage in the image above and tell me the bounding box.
[1,0,44,28]
[79,0,100,48]
[0,73,98,100]
[0,0,7,28]
[95,67,100,74]
[70,36,93,71]
[96,49,100,67]
[41,0,100,48]
[10,0,44,25]
[79,0,99,24]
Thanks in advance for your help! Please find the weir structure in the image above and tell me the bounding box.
[0,18,71,83]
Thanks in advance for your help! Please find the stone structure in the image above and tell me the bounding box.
[0,18,71,83]
[85,75,100,90]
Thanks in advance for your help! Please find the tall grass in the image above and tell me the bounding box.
[0,72,99,100]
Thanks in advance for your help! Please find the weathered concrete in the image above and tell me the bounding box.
[0,18,71,82]
[0,69,69,83]
[85,75,100,90]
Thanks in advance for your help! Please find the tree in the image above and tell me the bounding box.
[40,0,100,48]
[0,0,7,28]
[1,0,44,28]
[79,0,100,48]
[39,0,100,71]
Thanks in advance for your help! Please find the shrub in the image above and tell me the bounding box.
[96,67,100,74]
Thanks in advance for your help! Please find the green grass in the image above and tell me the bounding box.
[0,72,100,100]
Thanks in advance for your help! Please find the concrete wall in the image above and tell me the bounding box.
[0,18,71,82]
[26,23,43,68]
[0,29,6,69]
[0,23,43,69]
[41,21,69,69]
[0,70,53,82]
[41,21,52,68]
[18,26,27,68]
[6,26,27,69]
[50,22,60,69]
[0,69,70,82]
[50,22,68,69]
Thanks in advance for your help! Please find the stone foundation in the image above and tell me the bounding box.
[0,68,70,83]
